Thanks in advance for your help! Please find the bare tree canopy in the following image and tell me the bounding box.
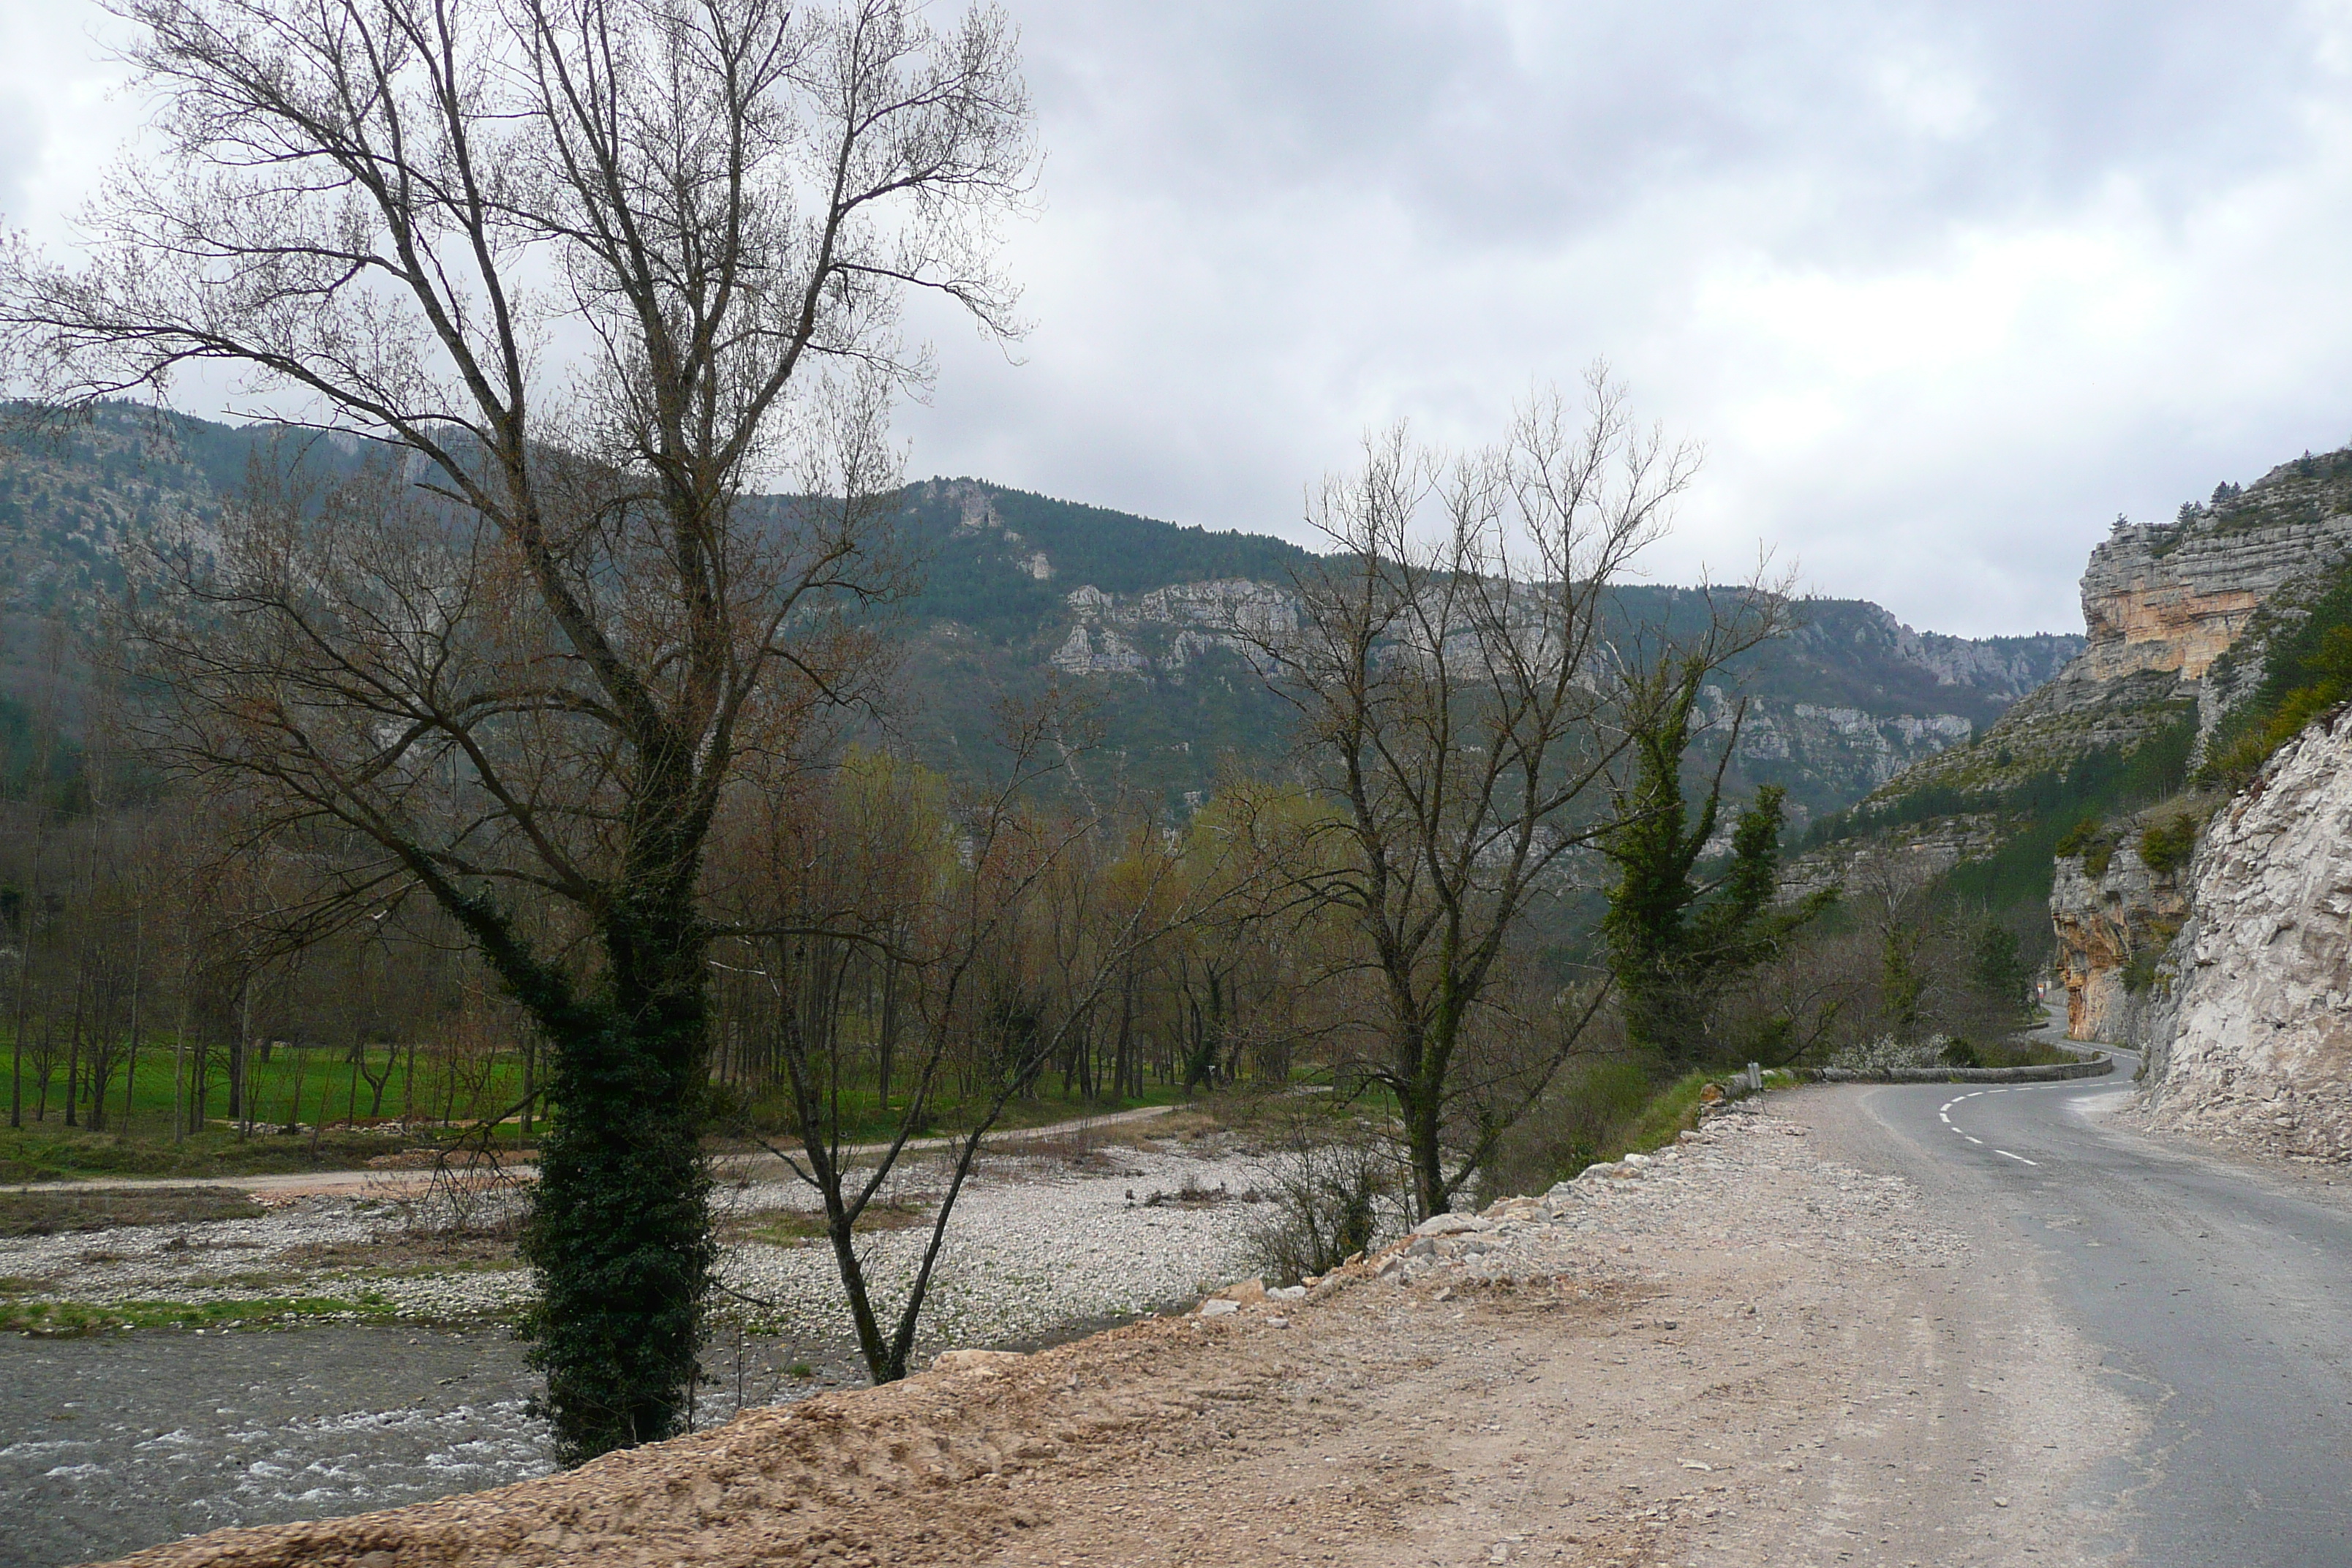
[1256,371,1775,1218]
[1,0,1035,1463]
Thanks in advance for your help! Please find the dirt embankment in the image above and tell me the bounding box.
[94,1099,2118,1568]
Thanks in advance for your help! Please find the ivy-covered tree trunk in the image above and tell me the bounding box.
[1397,1047,1456,1221]
[519,908,715,1464]
[1601,660,1721,1069]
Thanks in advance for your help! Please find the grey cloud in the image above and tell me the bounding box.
[7,0,2347,637]
[892,0,2352,636]
[1022,2,2327,248]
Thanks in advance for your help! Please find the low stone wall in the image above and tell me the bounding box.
[1814,1059,2116,1085]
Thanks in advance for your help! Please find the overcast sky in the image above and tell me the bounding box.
[6,1,2352,638]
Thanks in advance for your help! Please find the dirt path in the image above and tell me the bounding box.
[91,1092,2130,1568]
[8,1104,1182,1199]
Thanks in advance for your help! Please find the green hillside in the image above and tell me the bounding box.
[0,406,2082,822]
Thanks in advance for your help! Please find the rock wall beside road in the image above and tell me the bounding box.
[2050,836,2190,1047]
[2141,708,2352,1160]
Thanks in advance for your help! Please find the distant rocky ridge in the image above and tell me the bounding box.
[1019,562,2078,818]
[1,407,2075,826]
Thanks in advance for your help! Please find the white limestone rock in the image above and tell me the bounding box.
[2141,709,2352,1160]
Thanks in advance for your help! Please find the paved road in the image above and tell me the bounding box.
[1819,1069,2352,1566]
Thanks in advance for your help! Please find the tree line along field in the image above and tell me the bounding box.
[0,1019,1224,1183]
[0,1030,538,1180]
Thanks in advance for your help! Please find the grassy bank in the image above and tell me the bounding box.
[3,1063,1251,1183]
[0,1122,467,1184]
[0,1290,399,1337]
[0,1030,537,1142]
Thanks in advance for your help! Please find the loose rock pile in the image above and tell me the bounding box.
[1194,1098,1969,1319]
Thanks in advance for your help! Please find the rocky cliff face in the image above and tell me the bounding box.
[2076,512,2352,685]
[2049,838,2190,1047]
[1874,612,2081,697]
[1724,696,1975,801]
[2139,709,2352,1161]
[1869,451,2352,810]
[1782,813,2003,902]
[1049,580,1297,678]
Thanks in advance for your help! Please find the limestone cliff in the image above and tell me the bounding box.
[2077,513,2352,686]
[2138,709,2352,1161]
[2048,834,2190,1047]
[1873,450,2352,806]
[1049,579,1299,678]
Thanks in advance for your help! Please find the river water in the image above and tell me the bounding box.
[0,1324,867,1568]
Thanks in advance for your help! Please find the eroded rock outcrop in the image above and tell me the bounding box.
[2049,838,2190,1047]
[2076,511,2352,685]
[1877,451,2352,807]
[2140,709,2352,1161]
[1048,578,1298,677]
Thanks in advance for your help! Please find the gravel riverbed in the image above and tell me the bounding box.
[0,1141,1278,1337]
[0,1137,1283,1567]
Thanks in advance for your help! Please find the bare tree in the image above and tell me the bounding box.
[712,712,1246,1383]
[1255,372,1699,1219]
[2,0,1033,1462]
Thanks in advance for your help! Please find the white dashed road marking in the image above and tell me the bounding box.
[1934,1085,2055,1169]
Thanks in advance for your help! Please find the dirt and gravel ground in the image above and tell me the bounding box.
[0,1139,1281,1340]
[86,1089,2137,1568]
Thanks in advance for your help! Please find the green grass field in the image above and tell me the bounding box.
[0,1028,1243,1181]
[0,1031,534,1138]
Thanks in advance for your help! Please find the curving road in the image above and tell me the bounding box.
[1810,1063,2352,1566]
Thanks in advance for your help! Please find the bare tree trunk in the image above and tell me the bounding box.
[232,983,249,1132]
[63,947,86,1128]
[122,907,143,1136]
[34,1016,52,1120]
[171,973,189,1143]
[8,860,31,1130]
[875,961,898,1117]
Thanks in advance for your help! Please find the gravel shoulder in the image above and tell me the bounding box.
[91,1091,2136,1568]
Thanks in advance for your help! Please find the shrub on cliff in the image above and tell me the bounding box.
[2206,596,2352,788]
[2138,815,2200,876]
[2054,818,2101,859]
[2056,818,2117,876]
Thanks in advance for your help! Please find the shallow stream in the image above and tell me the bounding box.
[0,1324,866,1568]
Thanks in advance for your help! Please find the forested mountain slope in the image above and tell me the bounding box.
[0,404,2080,821]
